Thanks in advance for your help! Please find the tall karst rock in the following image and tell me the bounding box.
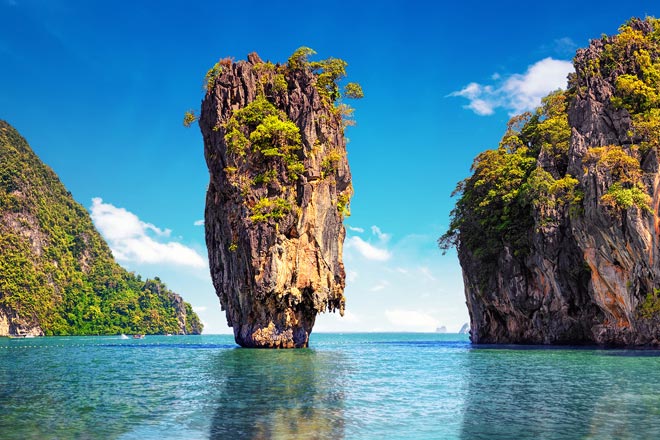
[199,49,360,347]
[442,18,660,345]
[0,120,202,336]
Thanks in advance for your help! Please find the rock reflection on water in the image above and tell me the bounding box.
[210,348,346,439]
[460,347,660,440]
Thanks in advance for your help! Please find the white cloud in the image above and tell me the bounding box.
[193,306,207,313]
[467,99,495,116]
[348,226,364,233]
[347,270,358,283]
[370,281,389,292]
[384,309,439,332]
[451,57,574,116]
[371,225,391,242]
[90,198,206,268]
[418,266,437,282]
[193,219,204,226]
[346,236,391,261]
[551,37,577,56]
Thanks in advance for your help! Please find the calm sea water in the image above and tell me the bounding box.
[1,333,660,439]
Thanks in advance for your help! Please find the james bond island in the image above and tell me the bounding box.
[197,49,361,348]
[441,18,660,346]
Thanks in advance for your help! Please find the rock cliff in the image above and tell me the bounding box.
[442,18,660,345]
[199,50,359,348]
[0,120,202,336]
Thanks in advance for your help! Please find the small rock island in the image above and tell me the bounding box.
[441,18,660,346]
[199,49,361,347]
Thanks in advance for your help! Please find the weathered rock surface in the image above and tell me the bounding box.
[0,307,43,337]
[200,53,353,348]
[457,19,660,345]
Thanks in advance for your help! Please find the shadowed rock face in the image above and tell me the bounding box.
[458,19,660,345]
[200,53,352,348]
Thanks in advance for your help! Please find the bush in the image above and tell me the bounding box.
[182,110,197,128]
[249,197,291,223]
[344,82,364,99]
[287,47,316,70]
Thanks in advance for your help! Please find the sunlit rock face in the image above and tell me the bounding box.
[457,19,660,345]
[200,52,352,348]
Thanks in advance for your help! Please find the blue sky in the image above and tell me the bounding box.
[1,0,657,333]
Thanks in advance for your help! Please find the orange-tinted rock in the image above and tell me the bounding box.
[199,53,352,348]
[459,19,660,346]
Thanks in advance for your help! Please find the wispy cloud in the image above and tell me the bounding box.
[193,219,204,226]
[370,281,389,292]
[371,225,391,242]
[348,226,364,233]
[450,57,574,116]
[90,198,206,268]
[418,266,437,282]
[193,306,207,313]
[552,37,578,56]
[384,309,439,332]
[346,236,391,261]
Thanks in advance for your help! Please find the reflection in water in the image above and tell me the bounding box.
[210,348,346,439]
[583,371,660,439]
[460,347,660,440]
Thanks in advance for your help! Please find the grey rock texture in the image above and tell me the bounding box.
[200,53,352,348]
[461,20,660,345]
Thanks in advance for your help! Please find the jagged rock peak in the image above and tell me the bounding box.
[199,49,361,348]
[441,17,660,346]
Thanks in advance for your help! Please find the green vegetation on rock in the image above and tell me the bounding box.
[0,121,202,335]
[209,47,362,226]
[249,197,291,223]
[640,288,660,319]
[439,90,574,262]
[182,110,197,127]
[584,144,651,212]
[442,18,660,259]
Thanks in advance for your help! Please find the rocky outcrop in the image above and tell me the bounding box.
[200,51,355,347]
[458,323,470,335]
[452,18,660,345]
[0,308,43,337]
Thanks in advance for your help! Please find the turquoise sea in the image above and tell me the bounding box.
[1,333,660,439]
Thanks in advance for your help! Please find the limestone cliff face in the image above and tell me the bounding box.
[200,52,354,348]
[454,19,660,345]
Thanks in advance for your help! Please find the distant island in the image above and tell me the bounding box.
[0,121,202,336]
[195,48,361,348]
[441,17,660,346]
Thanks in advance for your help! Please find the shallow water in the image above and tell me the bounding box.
[1,333,659,439]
